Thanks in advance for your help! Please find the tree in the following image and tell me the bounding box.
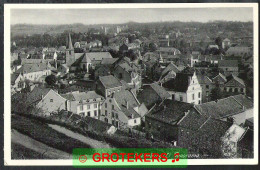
[149,43,157,52]
[210,86,224,101]
[45,75,56,86]
[215,37,223,49]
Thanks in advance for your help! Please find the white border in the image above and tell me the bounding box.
[4,3,259,166]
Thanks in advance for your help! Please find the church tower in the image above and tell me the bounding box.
[66,33,75,67]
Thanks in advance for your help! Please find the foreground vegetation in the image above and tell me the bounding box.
[11,114,91,154]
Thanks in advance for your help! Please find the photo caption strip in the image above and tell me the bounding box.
[73,148,188,168]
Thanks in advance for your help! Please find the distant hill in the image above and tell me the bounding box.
[11,24,90,36]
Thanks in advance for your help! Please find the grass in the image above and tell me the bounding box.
[11,142,51,159]
[11,114,91,154]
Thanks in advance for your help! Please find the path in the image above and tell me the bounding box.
[11,129,72,159]
[48,124,111,148]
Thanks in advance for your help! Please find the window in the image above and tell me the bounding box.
[234,88,238,93]
[112,112,114,118]
[94,104,97,108]
[87,111,90,117]
[198,92,201,98]
[112,120,115,125]
[105,103,107,108]
[198,100,201,104]
[116,121,119,127]
[192,94,195,100]
[206,85,209,89]
[180,96,183,102]
[109,99,112,103]
[87,105,90,109]
[104,118,108,123]
[240,88,244,92]
[112,105,114,110]
[115,113,118,119]
[50,99,53,102]
[192,87,194,90]
[94,110,97,116]
[224,87,227,91]
[80,105,83,111]
[105,110,107,116]
[134,119,137,124]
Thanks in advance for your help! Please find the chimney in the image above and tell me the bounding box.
[131,113,134,119]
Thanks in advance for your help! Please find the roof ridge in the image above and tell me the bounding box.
[198,116,211,130]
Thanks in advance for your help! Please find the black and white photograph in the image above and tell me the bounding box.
[4,3,258,166]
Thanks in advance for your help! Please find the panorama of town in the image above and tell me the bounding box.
[11,20,254,159]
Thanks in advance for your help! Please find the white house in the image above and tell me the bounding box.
[163,71,202,104]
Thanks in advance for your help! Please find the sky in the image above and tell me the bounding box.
[11,8,253,25]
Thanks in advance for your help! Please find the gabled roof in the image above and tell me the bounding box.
[225,74,245,87]
[212,72,227,82]
[99,75,122,89]
[163,72,194,92]
[113,90,141,118]
[161,63,180,77]
[61,91,103,101]
[82,52,113,62]
[194,94,253,119]
[177,111,209,130]
[218,60,238,68]
[15,63,51,74]
[147,100,194,125]
[150,83,171,100]
[101,58,119,65]
[196,74,212,85]
[26,87,51,105]
[226,46,251,54]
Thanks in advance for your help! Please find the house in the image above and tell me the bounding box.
[177,111,231,157]
[15,63,52,82]
[157,47,181,59]
[100,90,147,129]
[159,63,181,83]
[137,83,171,109]
[97,75,122,98]
[61,91,103,119]
[113,61,142,91]
[197,74,213,103]
[71,52,113,72]
[145,100,194,142]
[193,94,253,125]
[57,64,69,75]
[36,89,67,116]
[119,43,129,53]
[211,72,227,86]
[11,73,26,93]
[209,54,224,64]
[163,71,202,104]
[221,124,253,158]
[223,74,246,95]
[218,60,239,75]
[94,65,111,79]
[222,38,231,49]
[100,58,119,67]
[226,46,252,57]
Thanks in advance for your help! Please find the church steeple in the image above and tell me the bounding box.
[66,32,75,67]
[66,33,74,50]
